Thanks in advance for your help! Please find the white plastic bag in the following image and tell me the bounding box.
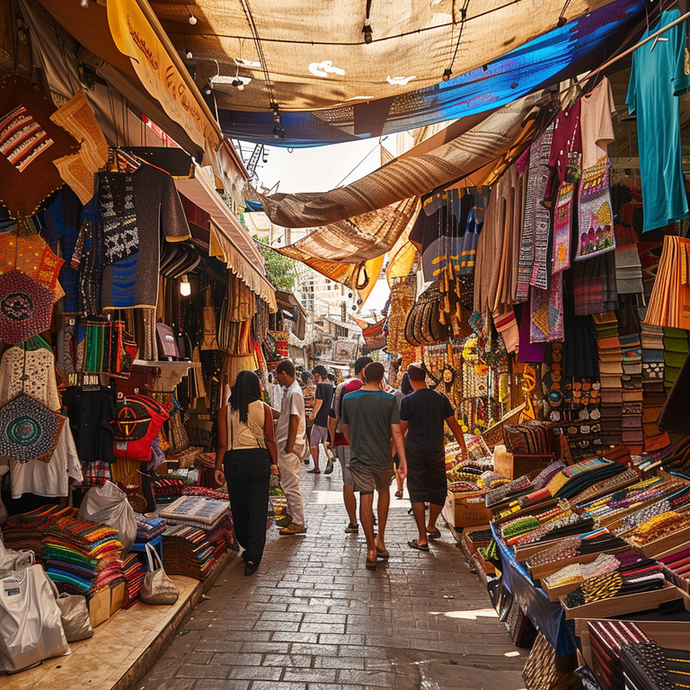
[0,541,34,577]
[77,481,137,554]
[0,564,70,673]
[56,593,93,642]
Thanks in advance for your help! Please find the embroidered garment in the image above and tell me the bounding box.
[0,347,61,411]
[99,164,191,310]
[530,273,564,343]
[552,178,575,274]
[0,269,55,344]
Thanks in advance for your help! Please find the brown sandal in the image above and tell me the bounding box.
[307,469,320,474]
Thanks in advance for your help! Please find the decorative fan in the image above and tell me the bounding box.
[0,393,65,463]
[0,270,54,344]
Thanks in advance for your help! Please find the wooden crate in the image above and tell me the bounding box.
[561,582,682,620]
[530,545,630,584]
[442,489,493,530]
[462,524,492,557]
[493,445,555,481]
[632,524,690,559]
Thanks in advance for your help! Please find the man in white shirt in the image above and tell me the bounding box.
[275,359,307,535]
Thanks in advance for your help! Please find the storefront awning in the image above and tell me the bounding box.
[175,167,277,311]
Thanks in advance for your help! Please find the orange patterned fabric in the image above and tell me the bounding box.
[0,232,64,294]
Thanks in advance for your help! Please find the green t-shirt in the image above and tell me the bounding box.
[341,389,400,470]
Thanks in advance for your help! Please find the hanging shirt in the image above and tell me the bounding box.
[626,9,690,232]
[545,100,582,204]
[0,347,61,411]
[580,77,616,170]
[98,164,191,309]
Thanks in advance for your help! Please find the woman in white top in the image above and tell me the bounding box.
[215,370,277,576]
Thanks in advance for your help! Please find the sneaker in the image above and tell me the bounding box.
[345,523,359,533]
[280,523,306,535]
[275,515,292,528]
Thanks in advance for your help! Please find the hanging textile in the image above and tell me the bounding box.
[530,274,564,343]
[0,270,55,345]
[645,235,690,329]
[263,92,547,229]
[576,157,616,260]
[517,124,554,298]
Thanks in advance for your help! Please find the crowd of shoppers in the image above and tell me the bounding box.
[216,357,466,576]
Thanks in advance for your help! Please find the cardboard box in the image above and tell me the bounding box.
[88,586,111,628]
[110,579,126,616]
[561,581,682,620]
[493,445,555,480]
[442,489,493,529]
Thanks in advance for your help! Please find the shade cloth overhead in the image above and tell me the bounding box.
[175,166,277,311]
[152,0,616,113]
[262,91,549,229]
[214,0,643,145]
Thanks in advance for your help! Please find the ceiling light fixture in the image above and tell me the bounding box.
[270,102,281,122]
[362,20,373,44]
[211,74,252,88]
[442,68,452,81]
[179,275,191,297]
[188,11,198,25]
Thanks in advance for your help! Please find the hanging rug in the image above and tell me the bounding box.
[0,392,65,463]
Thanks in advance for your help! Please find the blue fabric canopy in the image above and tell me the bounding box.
[221,0,643,147]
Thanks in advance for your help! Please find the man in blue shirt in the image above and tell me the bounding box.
[341,362,407,570]
[400,363,467,551]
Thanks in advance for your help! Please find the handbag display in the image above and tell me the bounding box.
[404,285,449,346]
[156,322,180,360]
[140,543,179,605]
[56,593,93,642]
[113,394,169,462]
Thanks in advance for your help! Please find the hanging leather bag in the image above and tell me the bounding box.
[404,285,449,346]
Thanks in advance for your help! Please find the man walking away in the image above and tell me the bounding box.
[400,363,468,551]
[275,359,308,535]
[308,366,333,474]
[341,362,407,571]
[328,356,373,533]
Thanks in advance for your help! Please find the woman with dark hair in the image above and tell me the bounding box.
[215,370,277,576]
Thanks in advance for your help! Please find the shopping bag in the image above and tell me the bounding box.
[0,564,69,673]
[140,543,179,605]
[56,593,93,642]
[77,480,137,554]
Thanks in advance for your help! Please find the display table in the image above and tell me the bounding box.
[491,522,576,655]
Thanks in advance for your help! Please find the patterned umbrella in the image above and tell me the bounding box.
[0,269,54,345]
[0,393,65,463]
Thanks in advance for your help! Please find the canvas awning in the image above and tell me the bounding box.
[175,166,277,311]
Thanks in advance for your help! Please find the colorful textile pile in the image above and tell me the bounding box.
[588,620,650,690]
[162,524,221,580]
[151,476,187,503]
[546,457,627,499]
[2,504,78,557]
[122,551,146,608]
[42,516,124,595]
[134,514,167,542]
[159,495,229,530]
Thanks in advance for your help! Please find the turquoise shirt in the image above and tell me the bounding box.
[626,9,690,232]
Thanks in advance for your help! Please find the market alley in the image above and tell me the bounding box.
[140,467,526,690]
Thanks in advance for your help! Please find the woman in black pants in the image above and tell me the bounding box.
[214,370,277,576]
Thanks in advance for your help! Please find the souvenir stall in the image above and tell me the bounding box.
[0,45,275,672]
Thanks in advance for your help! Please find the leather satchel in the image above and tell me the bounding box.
[156,322,180,360]
[140,543,178,605]
[404,285,449,346]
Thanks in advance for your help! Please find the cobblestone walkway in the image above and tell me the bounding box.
[141,464,526,690]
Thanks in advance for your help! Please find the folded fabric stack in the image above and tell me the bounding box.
[135,514,167,542]
[588,620,649,690]
[2,504,78,557]
[122,551,146,608]
[162,524,219,580]
[544,553,622,589]
[593,312,623,446]
[42,516,124,595]
[151,477,187,503]
[638,306,670,453]
[486,474,533,508]
[546,457,627,499]
[663,327,688,393]
[626,510,690,548]
[571,466,639,505]
[565,559,665,608]
[621,641,678,690]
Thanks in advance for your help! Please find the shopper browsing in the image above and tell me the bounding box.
[327,356,373,533]
[400,363,468,551]
[341,361,407,571]
[307,365,334,474]
[214,370,278,576]
[275,359,308,535]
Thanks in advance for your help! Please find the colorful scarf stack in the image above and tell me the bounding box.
[122,551,146,608]
[162,524,220,581]
[588,620,650,690]
[42,516,124,595]
[2,504,78,557]
[134,514,167,542]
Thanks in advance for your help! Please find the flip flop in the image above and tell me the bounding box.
[427,528,442,539]
[365,559,377,571]
[395,491,404,499]
[307,469,321,474]
[408,539,429,552]
[376,550,390,560]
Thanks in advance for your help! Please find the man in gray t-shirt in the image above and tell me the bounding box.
[341,362,407,571]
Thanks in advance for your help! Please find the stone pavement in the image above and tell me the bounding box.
[140,463,527,690]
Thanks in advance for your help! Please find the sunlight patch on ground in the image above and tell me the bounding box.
[428,608,499,620]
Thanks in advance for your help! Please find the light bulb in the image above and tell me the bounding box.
[180,275,191,297]
[186,50,193,59]
[189,13,197,25]
[237,83,245,91]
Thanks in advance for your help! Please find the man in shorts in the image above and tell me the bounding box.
[328,356,372,532]
[341,362,407,570]
[400,363,468,551]
[307,365,333,473]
